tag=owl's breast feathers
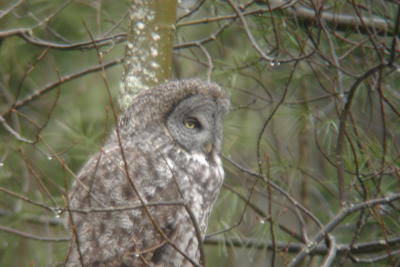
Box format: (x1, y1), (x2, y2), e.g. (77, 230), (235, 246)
(66, 141), (224, 266)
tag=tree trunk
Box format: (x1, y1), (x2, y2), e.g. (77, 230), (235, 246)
(119, 0), (177, 109)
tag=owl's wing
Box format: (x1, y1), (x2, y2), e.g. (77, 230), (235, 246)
(65, 143), (194, 266)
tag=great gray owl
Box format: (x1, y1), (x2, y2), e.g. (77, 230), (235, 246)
(65, 79), (230, 266)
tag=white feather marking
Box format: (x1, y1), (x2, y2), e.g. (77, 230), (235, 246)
(190, 152), (208, 166)
(214, 154), (225, 179)
(119, 214), (134, 230)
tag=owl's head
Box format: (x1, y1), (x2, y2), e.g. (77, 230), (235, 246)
(166, 89), (228, 156)
(118, 79), (230, 156)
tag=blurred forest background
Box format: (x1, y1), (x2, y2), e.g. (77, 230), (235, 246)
(0, 0), (400, 266)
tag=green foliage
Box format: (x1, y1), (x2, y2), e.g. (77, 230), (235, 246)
(0, 0), (399, 266)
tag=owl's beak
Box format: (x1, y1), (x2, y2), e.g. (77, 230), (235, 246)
(204, 142), (213, 154)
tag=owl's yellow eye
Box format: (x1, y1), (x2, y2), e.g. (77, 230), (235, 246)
(184, 121), (195, 129)
(183, 118), (200, 129)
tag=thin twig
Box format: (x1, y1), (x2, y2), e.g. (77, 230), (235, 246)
(0, 116), (34, 143)
(0, 224), (69, 242)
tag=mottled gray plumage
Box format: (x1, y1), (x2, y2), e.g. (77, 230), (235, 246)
(65, 80), (230, 266)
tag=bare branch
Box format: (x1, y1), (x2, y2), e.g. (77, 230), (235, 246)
(289, 193), (400, 266)
(1, 58), (123, 117)
(204, 235), (400, 256)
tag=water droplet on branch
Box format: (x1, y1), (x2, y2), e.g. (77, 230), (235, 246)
(52, 207), (63, 218)
(270, 60), (280, 67)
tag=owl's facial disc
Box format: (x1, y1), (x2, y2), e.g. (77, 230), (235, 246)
(166, 95), (223, 156)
